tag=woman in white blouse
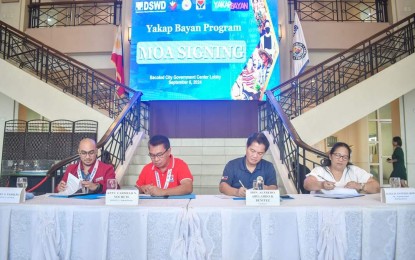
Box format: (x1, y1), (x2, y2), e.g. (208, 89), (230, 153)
(304, 142), (380, 194)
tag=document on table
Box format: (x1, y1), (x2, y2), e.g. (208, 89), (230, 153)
(215, 195), (236, 199)
(315, 187), (363, 199)
(58, 174), (82, 196)
(139, 194), (196, 199)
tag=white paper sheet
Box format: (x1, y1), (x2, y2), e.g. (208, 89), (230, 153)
(58, 174), (82, 196)
(320, 188), (359, 195)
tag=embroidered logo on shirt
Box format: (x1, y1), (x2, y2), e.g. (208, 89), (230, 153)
(221, 176), (228, 181)
(95, 177), (103, 182)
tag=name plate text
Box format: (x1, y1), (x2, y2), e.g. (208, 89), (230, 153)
(0, 187), (25, 203)
(246, 190), (280, 206)
(381, 188), (415, 204)
(105, 189), (139, 206)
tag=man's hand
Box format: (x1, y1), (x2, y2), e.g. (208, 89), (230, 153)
(236, 187), (247, 197)
(140, 184), (153, 194)
(81, 181), (100, 191)
(57, 181), (66, 192)
(146, 185), (167, 196)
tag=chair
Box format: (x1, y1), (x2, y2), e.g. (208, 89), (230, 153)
(292, 162), (311, 194)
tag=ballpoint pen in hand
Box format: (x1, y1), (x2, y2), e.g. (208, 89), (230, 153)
(239, 180), (246, 189)
(317, 175), (332, 182)
(318, 175), (335, 189)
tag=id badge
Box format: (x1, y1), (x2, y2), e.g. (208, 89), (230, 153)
(168, 174), (174, 182)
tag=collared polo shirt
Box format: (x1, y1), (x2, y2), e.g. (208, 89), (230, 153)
(220, 156), (277, 189)
(136, 155), (193, 189)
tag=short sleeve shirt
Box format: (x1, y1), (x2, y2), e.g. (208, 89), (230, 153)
(136, 155), (193, 189)
(220, 156), (277, 189)
(307, 165), (373, 188)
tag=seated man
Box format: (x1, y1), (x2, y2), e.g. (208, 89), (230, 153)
(136, 135), (193, 196)
(56, 138), (116, 194)
(219, 132), (278, 197)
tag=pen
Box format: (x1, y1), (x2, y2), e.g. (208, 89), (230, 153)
(317, 175), (332, 182)
(238, 180), (246, 189)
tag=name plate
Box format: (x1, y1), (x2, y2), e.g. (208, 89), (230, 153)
(0, 187), (25, 203)
(246, 190), (280, 206)
(105, 189), (139, 206)
(381, 188), (415, 204)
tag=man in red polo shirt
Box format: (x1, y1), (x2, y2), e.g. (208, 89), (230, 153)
(56, 138), (116, 194)
(136, 135), (193, 196)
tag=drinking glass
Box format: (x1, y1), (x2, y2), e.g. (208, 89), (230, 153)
(390, 177), (401, 188)
(16, 177), (28, 190)
(107, 179), (118, 190)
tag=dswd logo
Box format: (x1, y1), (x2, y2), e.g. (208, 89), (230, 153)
(136, 0), (167, 13)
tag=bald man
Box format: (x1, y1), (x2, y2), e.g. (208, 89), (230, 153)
(56, 138), (116, 194)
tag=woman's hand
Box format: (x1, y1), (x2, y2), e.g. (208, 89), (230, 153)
(322, 181), (336, 190)
(345, 181), (362, 191)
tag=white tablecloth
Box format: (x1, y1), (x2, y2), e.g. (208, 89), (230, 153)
(0, 195), (189, 260)
(1, 194), (415, 260)
(187, 195), (415, 260)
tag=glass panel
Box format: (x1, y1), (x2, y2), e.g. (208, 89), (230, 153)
(368, 121), (378, 141)
(381, 122), (392, 156)
(379, 103), (391, 119)
(383, 157), (393, 183)
(370, 165), (379, 182)
(369, 143), (379, 163)
(368, 111), (377, 120)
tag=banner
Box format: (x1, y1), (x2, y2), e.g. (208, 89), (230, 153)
(130, 0), (280, 101)
(111, 26), (126, 96)
(292, 11), (309, 76)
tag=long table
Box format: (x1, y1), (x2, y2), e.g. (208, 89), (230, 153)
(188, 195), (415, 260)
(1, 194), (414, 260)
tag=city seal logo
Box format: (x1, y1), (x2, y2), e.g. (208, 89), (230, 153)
(293, 42), (307, 60)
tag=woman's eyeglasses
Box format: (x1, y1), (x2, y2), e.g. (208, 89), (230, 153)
(332, 153), (349, 161)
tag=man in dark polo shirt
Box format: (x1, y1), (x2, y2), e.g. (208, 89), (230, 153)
(219, 132), (278, 197)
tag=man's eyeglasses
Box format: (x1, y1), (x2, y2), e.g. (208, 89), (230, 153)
(332, 153), (349, 161)
(79, 150), (96, 157)
(148, 149), (168, 160)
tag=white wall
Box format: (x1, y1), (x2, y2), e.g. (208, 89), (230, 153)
(0, 93), (16, 173)
(0, 59), (113, 139)
(0, 1), (23, 29)
(292, 54), (415, 146)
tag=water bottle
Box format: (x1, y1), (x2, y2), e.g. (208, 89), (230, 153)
(256, 176), (264, 190)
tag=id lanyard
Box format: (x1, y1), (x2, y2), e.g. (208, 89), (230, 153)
(154, 169), (172, 190)
(77, 160), (99, 181)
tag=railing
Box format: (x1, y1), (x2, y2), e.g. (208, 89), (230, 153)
(272, 13), (415, 120)
(260, 91), (327, 193)
(33, 92), (148, 192)
(28, 0), (122, 28)
(261, 13), (415, 193)
(0, 20), (133, 119)
(0, 20), (149, 191)
(288, 0), (388, 23)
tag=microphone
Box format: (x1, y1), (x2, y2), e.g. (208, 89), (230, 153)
(256, 176), (264, 190)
